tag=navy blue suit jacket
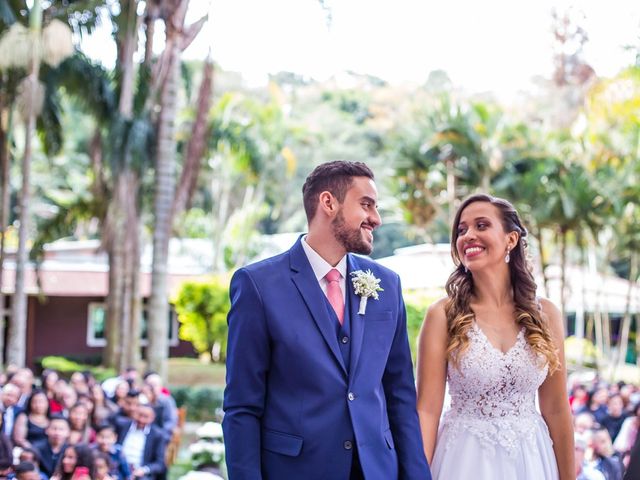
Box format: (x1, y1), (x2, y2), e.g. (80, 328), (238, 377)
(115, 419), (167, 479)
(223, 238), (431, 480)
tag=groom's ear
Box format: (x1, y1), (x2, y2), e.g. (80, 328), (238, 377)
(318, 191), (338, 217)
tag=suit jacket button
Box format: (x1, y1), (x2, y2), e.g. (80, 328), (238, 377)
(348, 392), (355, 401)
(344, 440), (353, 450)
(341, 336), (349, 344)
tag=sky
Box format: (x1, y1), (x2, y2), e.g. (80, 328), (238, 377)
(82, 0), (640, 98)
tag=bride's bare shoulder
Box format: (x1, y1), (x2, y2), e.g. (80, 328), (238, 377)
(423, 296), (448, 328)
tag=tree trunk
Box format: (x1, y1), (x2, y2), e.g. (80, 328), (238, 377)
(171, 57), (214, 220)
(104, 0), (141, 369)
(559, 228), (568, 334)
(147, 43), (180, 379)
(8, 2), (42, 367)
(117, 0), (139, 118)
(146, 0), (185, 380)
(531, 224), (549, 297)
(0, 106), (12, 369)
(612, 252), (637, 381)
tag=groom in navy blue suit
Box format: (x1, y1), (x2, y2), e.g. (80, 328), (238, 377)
(223, 161), (431, 479)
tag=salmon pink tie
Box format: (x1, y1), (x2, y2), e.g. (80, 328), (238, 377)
(325, 269), (344, 325)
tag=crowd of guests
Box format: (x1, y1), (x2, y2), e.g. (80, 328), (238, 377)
(570, 374), (640, 480)
(0, 365), (178, 480)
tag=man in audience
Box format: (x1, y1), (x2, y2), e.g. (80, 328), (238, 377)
(116, 404), (167, 479)
(11, 461), (46, 480)
(143, 373), (177, 440)
(109, 389), (140, 426)
(32, 414), (70, 477)
(9, 369), (34, 409)
(1, 383), (22, 439)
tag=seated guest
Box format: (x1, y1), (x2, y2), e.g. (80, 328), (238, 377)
(591, 428), (624, 480)
(109, 390), (139, 426)
(10, 461), (46, 480)
(625, 423), (640, 480)
(93, 451), (116, 480)
(1, 383), (23, 439)
(116, 404), (167, 479)
(0, 459), (12, 479)
(601, 394), (628, 443)
(40, 370), (59, 405)
(614, 402), (640, 462)
(90, 385), (118, 428)
(13, 389), (50, 449)
(50, 444), (94, 480)
(143, 374), (177, 440)
(68, 403), (95, 445)
(15, 450), (47, 480)
(574, 412), (597, 435)
(93, 424), (130, 480)
(32, 414), (70, 477)
(9, 368), (34, 410)
(0, 413), (14, 467)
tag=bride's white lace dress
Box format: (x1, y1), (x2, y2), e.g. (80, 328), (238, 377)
(431, 322), (559, 479)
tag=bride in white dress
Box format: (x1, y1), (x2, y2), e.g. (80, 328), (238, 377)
(416, 194), (574, 480)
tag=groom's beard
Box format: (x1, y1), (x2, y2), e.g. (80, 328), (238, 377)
(332, 210), (373, 255)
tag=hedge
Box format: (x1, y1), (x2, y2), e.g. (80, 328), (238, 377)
(171, 386), (224, 422)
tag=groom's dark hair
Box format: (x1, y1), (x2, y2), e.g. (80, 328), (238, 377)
(302, 161), (374, 222)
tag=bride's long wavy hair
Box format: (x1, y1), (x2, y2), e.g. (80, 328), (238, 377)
(444, 194), (559, 373)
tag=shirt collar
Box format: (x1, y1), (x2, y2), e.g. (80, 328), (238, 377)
(301, 236), (347, 282)
(129, 422), (151, 435)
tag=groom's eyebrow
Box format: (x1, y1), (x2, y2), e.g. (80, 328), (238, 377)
(361, 195), (378, 207)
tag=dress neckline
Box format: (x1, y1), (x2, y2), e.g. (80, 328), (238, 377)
(472, 321), (525, 356)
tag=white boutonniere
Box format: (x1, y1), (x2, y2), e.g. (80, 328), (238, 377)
(350, 269), (383, 315)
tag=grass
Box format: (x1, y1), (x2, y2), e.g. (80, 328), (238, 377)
(167, 357), (226, 387)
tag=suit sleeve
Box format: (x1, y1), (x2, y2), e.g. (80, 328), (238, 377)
(144, 430), (167, 475)
(382, 275), (432, 480)
(222, 268), (270, 480)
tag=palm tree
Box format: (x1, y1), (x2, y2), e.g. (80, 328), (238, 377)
(147, 0), (208, 378)
(0, 0), (77, 366)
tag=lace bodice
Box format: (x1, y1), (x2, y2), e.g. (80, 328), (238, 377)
(440, 322), (551, 456)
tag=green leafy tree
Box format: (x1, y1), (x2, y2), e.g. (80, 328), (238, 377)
(173, 277), (230, 362)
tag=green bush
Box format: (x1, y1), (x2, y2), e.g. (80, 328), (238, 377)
(171, 386), (224, 422)
(173, 276), (231, 361)
(404, 292), (440, 362)
(39, 356), (117, 382)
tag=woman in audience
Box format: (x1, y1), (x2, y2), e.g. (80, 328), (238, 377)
(614, 402), (640, 468)
(40, 370), (59, 404)
(93, 451), (116, 480)
(50, 444), (94, 480)
(13, 389), (50, 448)
(90, 384), (117, 428)
(67, 403), (95, 445)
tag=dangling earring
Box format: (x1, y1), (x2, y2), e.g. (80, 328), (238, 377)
(504, 249), (511, 264)
(464, 265), (468, 273)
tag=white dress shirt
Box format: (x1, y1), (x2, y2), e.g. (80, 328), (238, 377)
(301, 236), (347, 303)
(122, 423), (150, 469)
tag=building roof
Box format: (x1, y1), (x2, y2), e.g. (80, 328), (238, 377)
(377, 243), (640, 314)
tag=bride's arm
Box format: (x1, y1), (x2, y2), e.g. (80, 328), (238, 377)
(537, 298), (575, 480)
(416, 298), (449, 464)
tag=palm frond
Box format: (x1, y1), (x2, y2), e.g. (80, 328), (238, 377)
(180, 60), (192, 102)
(133, 63), (151, 117)
(36, 85), (63, 156)
(48, 52), (116, 123)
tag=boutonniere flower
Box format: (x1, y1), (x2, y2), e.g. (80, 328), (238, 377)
(350, 269), (383, 315)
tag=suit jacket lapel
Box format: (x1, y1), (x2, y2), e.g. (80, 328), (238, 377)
(290, 239), (347, 376)
(347, 254), (365, 377)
